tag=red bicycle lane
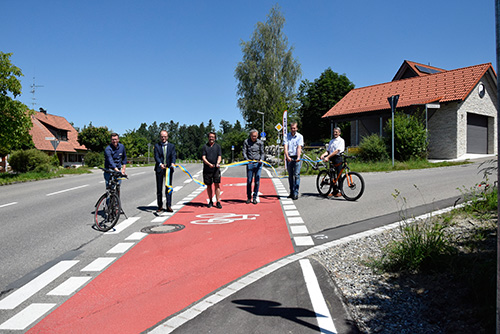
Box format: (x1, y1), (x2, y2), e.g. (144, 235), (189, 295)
(29, 177), (294, 333)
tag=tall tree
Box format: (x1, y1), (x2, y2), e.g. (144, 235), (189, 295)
(0, 52), (34, 156)
(298, 68), (354, 143)
(78, 122), (111, 152)
(235, 4), (301, 137)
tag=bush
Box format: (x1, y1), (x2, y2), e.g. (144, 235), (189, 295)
(358, 134), (388, 161)
(384, 112), (428, 161)
(9, 149), (52, 173)
(34, 163), (54, 173)
(84, 151), (104, 167)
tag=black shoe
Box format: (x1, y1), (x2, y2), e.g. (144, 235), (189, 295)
(166, 206), (173, 212)
(246, 198), (251, 204)
(287, 194), (293, 198)
(216, 202), (222, 209)
(208, 201), (213, 208)
(293, 195), (298, 200)
(252, 198), (258, 204)
(156, 207), (163, 212)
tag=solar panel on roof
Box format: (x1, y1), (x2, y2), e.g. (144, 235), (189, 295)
(415, 64), (441, 74)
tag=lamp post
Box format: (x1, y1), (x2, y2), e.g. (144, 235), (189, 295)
(256, 111), (264, 135)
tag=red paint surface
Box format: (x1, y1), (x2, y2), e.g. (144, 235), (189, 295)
(29, 177), (293, 333)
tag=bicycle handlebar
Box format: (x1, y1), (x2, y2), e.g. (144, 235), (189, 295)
(100, 168), (128, 178)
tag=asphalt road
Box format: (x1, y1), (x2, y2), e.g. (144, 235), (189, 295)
(0, 158), (495, 332)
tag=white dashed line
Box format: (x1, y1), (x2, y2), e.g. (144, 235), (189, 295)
(0, 260), (78, 310)
(46, 185), (89, 196)
(0, 303), (56, 330)
(47, 276), (92, 296)
(81, 257), (116, 272)
(0, 202), (17, 208)
(107, 242), (135, 254)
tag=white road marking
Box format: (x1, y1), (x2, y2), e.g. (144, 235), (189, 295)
(46, 184), (89, 196)
(0, 202), (17, 208)
(107, 242), (135, 254)
(0, 303), (56, 330)
(294, 236), (315, 246)
(299, 259), (337, 334)
(47, 276), (92, 296)
(290, 225), (309, 234)
(0, 260), (78, 310)
(283, 204), (296, 210)
(126, 232), (148, 241)
(81, 257), (116, 272)
(105, 217), (141, 234)
(287, 217), (304, 225)
(285, 210), (300, 217)
(130, 172), (146, 176)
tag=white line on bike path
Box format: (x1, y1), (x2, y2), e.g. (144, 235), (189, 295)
(300, 259), (337, 333)
(46, 184), (89, 196)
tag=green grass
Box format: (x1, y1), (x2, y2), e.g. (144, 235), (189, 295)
(0, 167), (92, 186)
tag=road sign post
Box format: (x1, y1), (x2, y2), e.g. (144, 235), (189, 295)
(388, 95), (399, 167)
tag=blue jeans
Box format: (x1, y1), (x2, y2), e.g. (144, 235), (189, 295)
(246, 162), (262, 199)
(287, 159), (301, 197)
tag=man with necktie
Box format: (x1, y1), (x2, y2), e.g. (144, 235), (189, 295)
(154, 130), (177, 212)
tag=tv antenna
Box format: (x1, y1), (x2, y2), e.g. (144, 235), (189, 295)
(30, 77), (44, 109)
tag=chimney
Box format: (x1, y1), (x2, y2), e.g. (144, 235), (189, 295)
(39, 107), (47, 114)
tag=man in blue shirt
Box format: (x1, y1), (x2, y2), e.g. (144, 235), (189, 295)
(284, 122), (303, 200)
(104, 133), (127, 190)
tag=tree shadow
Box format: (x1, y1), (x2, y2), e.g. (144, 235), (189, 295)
(232, 299), (336, 334)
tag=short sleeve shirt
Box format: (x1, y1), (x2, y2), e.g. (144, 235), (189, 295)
(327, 136), (345, 156)
(284, 132), (304, 156)
(202, 142), (222, 170)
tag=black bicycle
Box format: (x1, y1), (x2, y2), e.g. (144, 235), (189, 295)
(316, 154), (365, 201)
(94, 168), (127, 232)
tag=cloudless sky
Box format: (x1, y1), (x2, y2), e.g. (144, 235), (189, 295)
(2, 0), (496, 135)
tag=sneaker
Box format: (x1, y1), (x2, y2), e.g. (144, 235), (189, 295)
(216, 202), (222, 209)
(292, 195), (299, 200)
(207, 201), (213, 208)
(252, 198), (258, 204)
(246, 198), (251, 204)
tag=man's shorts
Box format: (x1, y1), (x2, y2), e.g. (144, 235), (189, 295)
(203, 167), (221, 185)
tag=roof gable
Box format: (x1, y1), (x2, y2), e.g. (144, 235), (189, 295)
(323, 63), (495, 119)
(392, 60), (446, 81)
(29, 111), (87, 152)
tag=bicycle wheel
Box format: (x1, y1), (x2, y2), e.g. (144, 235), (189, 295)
(94, 193), (121, 232)
(316, 170), (333, 196)
(301, 161), (310, 174)
(339, 171), (365, 201)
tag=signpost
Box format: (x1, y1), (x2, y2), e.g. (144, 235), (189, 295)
(387, 95), (399, 167)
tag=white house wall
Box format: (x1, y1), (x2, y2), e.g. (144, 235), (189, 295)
(458, 77), (497, 156)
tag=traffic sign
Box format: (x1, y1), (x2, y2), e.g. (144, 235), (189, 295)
(260, 132), (266, 137)
(275, 123), (282, 131)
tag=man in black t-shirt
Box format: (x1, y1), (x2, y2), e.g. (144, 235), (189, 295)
(202, 132), (222, 208)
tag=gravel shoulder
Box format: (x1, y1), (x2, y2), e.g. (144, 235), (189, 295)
(313, 213), (497, 333)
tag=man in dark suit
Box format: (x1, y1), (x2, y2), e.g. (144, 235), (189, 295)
(154, 130), (177, 212)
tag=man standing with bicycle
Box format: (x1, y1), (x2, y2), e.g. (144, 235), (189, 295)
(154, 130), (177, 213)
(284, 122), (303, 200)
(321, 127), (345, 197)
(104, 133), (127, 191)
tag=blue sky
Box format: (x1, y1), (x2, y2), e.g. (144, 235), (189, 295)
(2, 0), (496, 135)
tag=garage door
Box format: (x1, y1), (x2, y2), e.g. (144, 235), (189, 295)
(467, 113), (488, 154)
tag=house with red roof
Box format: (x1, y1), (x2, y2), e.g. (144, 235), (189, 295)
(322, 61), (497, 159)
(29, 108), (87, 167)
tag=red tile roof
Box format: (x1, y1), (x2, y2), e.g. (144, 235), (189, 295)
(29, 111), (87, 153)
(323, 63), (495, 118)
(392, 60), (446, 81)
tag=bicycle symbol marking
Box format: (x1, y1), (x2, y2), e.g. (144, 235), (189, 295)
(190, 213), (260, 225)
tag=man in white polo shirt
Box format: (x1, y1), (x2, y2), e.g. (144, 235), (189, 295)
(284, 122), (304, 200)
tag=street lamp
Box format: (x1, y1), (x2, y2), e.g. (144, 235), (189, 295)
(256, 111), (264, 136)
